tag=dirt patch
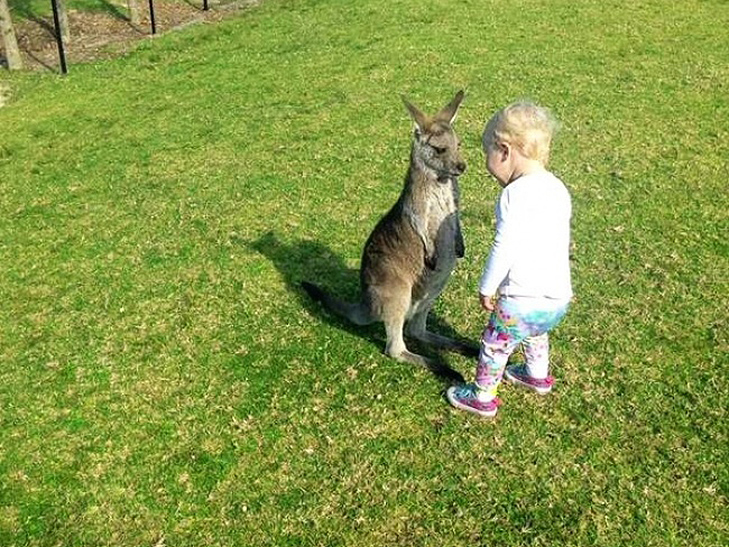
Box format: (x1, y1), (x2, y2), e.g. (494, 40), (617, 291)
(1, 0), (259, 72)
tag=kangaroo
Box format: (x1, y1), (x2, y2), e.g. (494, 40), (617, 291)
(302, 90), (475, 368)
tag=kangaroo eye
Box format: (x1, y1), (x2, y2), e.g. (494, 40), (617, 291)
(432, 145), (446, 154)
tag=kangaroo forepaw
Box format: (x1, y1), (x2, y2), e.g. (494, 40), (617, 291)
(425, 253), (438, 270)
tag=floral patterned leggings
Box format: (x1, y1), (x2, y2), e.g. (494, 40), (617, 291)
(476, 296), (569, 398)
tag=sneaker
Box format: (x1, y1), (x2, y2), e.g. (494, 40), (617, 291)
(504, 364), (554, 395)
(446, 384), (501, 417)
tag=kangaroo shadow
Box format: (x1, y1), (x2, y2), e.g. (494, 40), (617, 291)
(247, 231), (474, 385)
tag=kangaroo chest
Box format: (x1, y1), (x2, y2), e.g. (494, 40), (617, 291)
(425, 179), (459, 256)
(408, 185), (459, 318)
(409, 177), (460, 313)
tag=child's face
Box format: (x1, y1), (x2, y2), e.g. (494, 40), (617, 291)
(483, 139), (511, 188)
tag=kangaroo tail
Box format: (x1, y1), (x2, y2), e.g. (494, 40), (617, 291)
(301, 281), (374, 326)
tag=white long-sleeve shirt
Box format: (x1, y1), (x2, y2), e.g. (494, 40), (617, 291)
(479, 171), (572, 300)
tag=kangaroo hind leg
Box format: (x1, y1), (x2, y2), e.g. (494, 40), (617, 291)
(401, 307), (468, 383)
(407, 308), (479, 358)
(377, 286), (432, 367)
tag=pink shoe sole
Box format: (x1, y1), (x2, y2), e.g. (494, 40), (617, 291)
(504, 365), (554, 395)
(446, 385), (501, 417)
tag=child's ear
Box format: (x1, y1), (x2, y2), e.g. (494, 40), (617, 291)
(500, 142), (511, 160)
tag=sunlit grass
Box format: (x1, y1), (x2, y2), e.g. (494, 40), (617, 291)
(1, 0), (728, 545)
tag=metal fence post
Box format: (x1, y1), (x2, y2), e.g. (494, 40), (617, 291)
(148, 0), (156, 34)
(50, 0), (67, 74)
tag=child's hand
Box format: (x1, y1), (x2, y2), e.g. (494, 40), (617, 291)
(480, 294), (496, 312)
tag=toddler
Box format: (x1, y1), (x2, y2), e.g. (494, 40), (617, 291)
(447, 101), (572, 417)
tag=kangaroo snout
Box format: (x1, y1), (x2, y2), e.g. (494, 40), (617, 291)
(443, 158), (466, 179)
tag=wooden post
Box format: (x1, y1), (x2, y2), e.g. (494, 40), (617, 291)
(0, 0), (23, 69)
(128, 0), (141, 26)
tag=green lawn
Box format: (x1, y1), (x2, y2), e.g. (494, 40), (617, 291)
(1, 0), (727, 545)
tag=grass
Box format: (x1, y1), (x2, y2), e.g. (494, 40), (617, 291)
(1, 0), (728, 545)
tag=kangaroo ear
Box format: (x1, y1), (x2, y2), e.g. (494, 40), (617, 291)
(402, 96), (429, 135)
(437, 90), (465, 125)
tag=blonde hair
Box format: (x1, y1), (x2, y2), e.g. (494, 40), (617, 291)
(482, 101), (558, 165)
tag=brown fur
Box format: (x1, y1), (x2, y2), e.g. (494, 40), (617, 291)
(302, 91), (475, 369)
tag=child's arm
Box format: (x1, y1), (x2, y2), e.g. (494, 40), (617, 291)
(478, 189), (521, 300)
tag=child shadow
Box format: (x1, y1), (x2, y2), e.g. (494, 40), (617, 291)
(246, 231), (471, 385)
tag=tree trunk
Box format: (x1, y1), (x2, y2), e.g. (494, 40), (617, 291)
(0, 0), (22, 70)
(55, 0), (71, 44)
(128, 0), (141, 26)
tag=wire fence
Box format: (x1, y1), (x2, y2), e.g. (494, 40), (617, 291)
(2, 0), (257, 74)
